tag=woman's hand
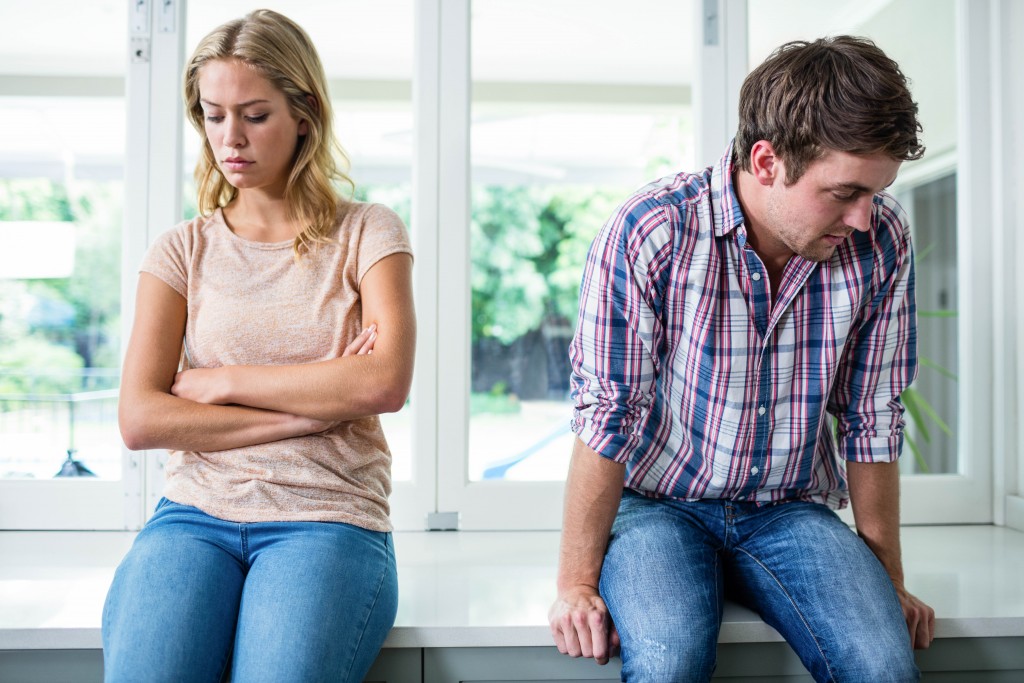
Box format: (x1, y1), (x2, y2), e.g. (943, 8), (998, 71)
(344, 323), (377, 356)
(172, 325), (376, 406)
(171, 367), (230, 405)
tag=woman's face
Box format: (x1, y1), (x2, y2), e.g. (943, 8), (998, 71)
(197, 58), (307, 196)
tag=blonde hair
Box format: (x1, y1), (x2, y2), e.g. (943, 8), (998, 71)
(183, 9), (352, 256)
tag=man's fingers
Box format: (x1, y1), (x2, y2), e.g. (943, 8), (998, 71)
(562, 618), (583, 657)
(548, 591), (616, 663)
(915, 606), (935, 649)
(588, 610), (610, 664)
(904, 601), (935, 649)
(551, 624), (568, 655)
(572, 611), (595, 658)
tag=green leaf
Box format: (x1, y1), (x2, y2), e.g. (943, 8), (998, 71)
(915, 242), (937, 263)
(901, 387), (931, 444)
(914, 390), (954, 438)
(919, 356), (958, 381)
(904, 432), (930, 473)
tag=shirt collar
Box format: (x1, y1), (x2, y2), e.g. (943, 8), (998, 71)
(711, 140), (747, 239)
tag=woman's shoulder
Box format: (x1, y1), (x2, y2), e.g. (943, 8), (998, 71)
(335, 200), (407, 232)
(153, 209), (224, 246)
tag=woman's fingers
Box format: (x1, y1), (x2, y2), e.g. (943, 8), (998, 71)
(342, 324), (377, 356)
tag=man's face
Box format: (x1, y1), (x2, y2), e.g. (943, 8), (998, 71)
(761, 150), (902, 263)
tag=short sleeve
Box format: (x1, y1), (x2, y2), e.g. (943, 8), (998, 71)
(139, 223), (190, 298)
(355, 204), (414, 285)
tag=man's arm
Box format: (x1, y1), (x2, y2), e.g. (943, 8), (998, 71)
(846, 460), (935, 649)
(548, 438), (626, 666)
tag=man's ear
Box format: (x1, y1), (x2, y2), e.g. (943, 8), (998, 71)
(750, 140), (781, 186)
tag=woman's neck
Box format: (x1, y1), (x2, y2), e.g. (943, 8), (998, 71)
(222, 190), (299, 243)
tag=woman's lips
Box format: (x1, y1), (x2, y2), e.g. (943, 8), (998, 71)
(223, 158), (253, 171)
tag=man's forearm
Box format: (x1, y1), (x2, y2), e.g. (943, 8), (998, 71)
(846, 460), (904, 583)
(557, 438), (627, 591)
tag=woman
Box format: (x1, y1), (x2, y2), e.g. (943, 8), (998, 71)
(102, 9), (414, 682)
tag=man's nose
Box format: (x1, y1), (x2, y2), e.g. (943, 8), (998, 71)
(844, 195), (874, 233)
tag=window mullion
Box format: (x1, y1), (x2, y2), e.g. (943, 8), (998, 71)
(434, 0), (472, 525)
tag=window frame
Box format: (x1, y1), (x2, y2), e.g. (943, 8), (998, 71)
(0, 0), (1009, 531)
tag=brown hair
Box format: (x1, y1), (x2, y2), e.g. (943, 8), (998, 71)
(184, 9), (352, 257)
(734, 35), (924, 184)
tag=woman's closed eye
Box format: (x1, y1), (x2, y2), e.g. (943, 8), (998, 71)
(204, 114), (269, 124)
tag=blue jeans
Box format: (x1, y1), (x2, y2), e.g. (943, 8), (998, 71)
(600, 490), (918, 683)
(102, 499), (398, 683)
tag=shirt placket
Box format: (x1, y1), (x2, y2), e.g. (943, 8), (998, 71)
(741, 238), (771, 495)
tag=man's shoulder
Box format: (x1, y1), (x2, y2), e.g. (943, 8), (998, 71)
(612, 167), (714, 233)
(632, 167), (713, 209)
(864, 190), (912, 261)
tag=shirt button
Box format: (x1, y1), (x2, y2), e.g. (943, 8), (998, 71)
(758, 406), (766, 416)
(751, 272), (762, 281)
(751, 466), (760, 475)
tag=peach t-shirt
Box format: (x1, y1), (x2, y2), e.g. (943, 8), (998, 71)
(140, 201), (412, 531)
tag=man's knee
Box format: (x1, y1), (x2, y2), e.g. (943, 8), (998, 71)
(826, 640), (919, 683)
(618, 632), (717, 683)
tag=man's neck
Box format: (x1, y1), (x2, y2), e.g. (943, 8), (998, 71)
(733, 169), (792, 295)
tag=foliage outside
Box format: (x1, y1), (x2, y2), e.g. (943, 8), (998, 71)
(0, 179), (122, 399)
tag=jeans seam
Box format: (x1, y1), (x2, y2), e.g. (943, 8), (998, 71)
(735, 546), (836, 682)
(239, 524), (249, 566)
(339, 533), (391, 683)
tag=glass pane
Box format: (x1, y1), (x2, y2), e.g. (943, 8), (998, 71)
(0, 0), (126, 481)
(468, 0), (697, 481)
(747, 0), (959, 474)
(183, 2), (415, 479)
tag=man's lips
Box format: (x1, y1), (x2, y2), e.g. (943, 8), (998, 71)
(822, 233), (851, 246)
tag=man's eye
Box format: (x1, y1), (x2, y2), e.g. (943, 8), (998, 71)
(833, 193), (857, 201)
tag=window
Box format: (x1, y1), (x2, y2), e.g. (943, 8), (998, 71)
(436, 0), (700, 528)
(0, 0), (129, 529)
(1, 0), (999, 530)
(466, 1), (696, 484)
(746, 0), (992, 523)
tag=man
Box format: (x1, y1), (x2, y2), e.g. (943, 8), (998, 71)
(549, 36), (935, 683)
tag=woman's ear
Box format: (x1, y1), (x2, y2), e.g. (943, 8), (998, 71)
(297, 94), (318, 136)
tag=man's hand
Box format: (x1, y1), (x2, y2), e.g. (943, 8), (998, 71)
(893, 582), (935, 649)
(549, 585), (619, 665)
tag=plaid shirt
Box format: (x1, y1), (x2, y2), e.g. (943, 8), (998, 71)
(570, 145), (917, 508)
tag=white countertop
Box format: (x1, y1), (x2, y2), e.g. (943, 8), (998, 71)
(1, 525), (1023, 650)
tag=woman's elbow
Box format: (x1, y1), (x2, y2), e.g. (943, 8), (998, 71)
(367, 369), (412, 414)
(118, 401), (161, 451)
(119, 421), (149, 451)
(365, 380), (409, 414)
(379, 389), (410, 414)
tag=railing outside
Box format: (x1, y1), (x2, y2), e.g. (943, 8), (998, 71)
(0, 369), (121, 480)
